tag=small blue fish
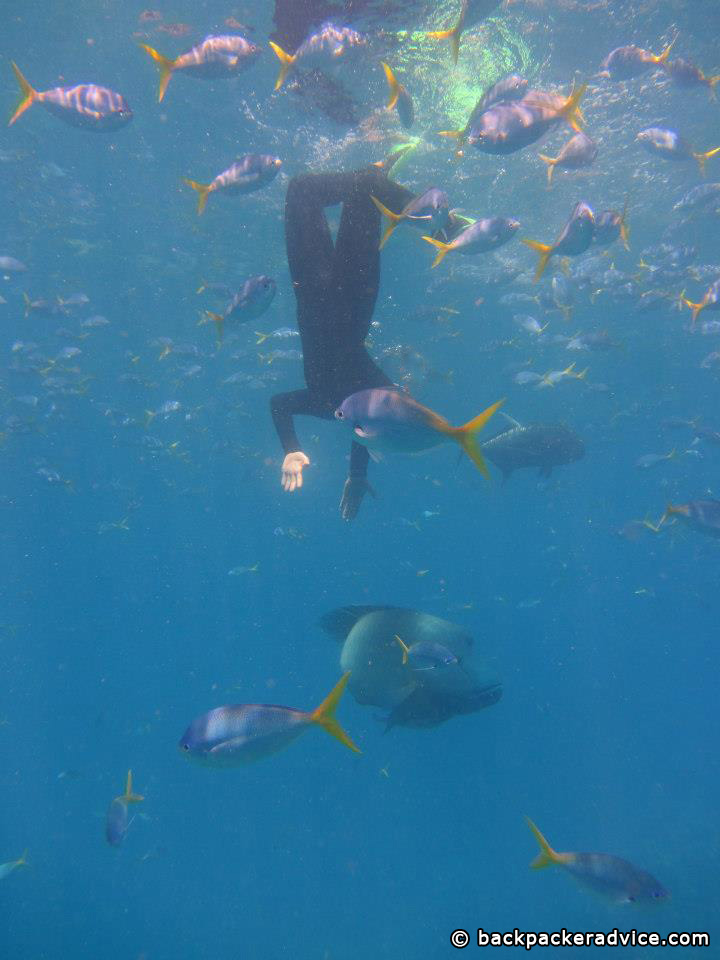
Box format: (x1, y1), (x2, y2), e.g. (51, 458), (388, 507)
(682, 279), (720, 330)
(381, 62), (414, 129)
(105, 770), (144, 848)
(0, 850), (27, 881)
(527, 818), (669, 906)
(523, 202), (595, 281)
(593, 202), (629, 250)
(9, 63), (132, 130)
(538, 132), (598, 186)
(423, 217), (520, 267)
(141, 35), (260, 102)
(184, 155), (282, 215)
(636, 128), (720, 175)
(334, 388), (503, 477)
(665, 58), (720, 97)
(179, 673), (359, 765)
(394, 635), (459, 671)
(371, 189), (450, 249)
(204, 276), (276, 340)
(599, 41), (674, 80)
(439, 74), (528, 157)
(466, 85), (586, 155)
(269, 23), (366, 90)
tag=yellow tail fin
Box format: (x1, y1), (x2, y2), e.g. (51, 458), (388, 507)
(119, 769), (144, 805)
(682, 295), (705, 330)
(140, 44), (175, 102)
(693, 146), (720, 176)
(708, 75), (720, 100)
(538, 153), (557, 186)
(446, 399), (504, 479)
(559, 82), (587, 133)
(394, 634), (410, 665)
(310, 673), (361, 753)
(15, 849), (28, 869)
(255, 331), (270, 345)
(619, 196), (630, 250)
(523, 238), (554, 282)
(206, 311), (224, 341)
(422, 235), (453, 268)
(184, 178), (211, 215)
(654, 38), (676, 65)
(371, 195), (405, 249)
(438, 129), (463, 139)
(427, 17), (462, 65)
(268, 41), (296, 90)
(526, 817), (563, 869)
(381, 62), (401, 110)
(9, 62), (37, 126)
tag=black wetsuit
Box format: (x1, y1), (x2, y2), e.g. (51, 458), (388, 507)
(271, 167), (413, 484)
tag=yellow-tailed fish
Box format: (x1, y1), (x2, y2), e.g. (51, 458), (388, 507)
(526, 818), (669, 905)
(8, 63), (132, 130)
(140, 34), (260, 102)
(179, 672), (360, 765)
(334, 388), (503, 478)
(105, 770), (144, 847)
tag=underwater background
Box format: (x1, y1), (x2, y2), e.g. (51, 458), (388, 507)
(1, 0), (718, 956)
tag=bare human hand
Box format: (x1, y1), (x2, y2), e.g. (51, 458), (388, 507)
(281, 451), (310, 492)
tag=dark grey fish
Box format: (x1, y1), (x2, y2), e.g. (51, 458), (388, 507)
(482, 416), (585, 480)
(382, 681), (502, 730)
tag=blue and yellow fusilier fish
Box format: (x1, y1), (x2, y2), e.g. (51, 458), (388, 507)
(636, 127), (720, 175)
(466, 84), (587, 155)
(538, 131), (598, 186)
(526, 818), (669, 905)
(370, 189), (450, 249)
(439, 73), (528, 157)
(105, 770), (144, 848)
(665, 58), (720, 98)
(427, 0), (502, 65)
(598, 40), (675, 80)
(140, 35), (260, 102)
(179, 673), (360, 765)
(380, 62), (414, 129)
(184, 154), (282, 215)
(681, 279), (720, 330)
(394, 635), (459, 672)
(423, 217), (520, 267)
(269, 22), (366, 91)
(593, 200), (630, 250)
(334, 389), (503, 478)
(204, 275), (277, 340)
(8, 63), (132, 130)
(0, 850), (27, 881)
(523, 201), (595, 281)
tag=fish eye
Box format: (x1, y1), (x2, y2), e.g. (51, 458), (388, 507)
(182, 743), (189, 751)
(627, 896), (636, 903)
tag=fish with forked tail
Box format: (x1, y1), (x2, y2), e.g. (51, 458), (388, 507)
(335, 388), (503, 478)
(482, 416), (585, 481)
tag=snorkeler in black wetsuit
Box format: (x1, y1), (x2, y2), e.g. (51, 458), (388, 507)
(271, 165), (415, 520)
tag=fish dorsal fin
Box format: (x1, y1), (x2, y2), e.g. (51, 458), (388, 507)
(501, 412), (523, 429)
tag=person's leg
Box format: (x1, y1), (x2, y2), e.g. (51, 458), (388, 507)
(332, 170), (414, 332)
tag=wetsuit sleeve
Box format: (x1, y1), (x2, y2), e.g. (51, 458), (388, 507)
(270, 389), (330, 454)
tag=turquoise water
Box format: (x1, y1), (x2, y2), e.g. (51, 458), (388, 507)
(1, 1), (719, 956)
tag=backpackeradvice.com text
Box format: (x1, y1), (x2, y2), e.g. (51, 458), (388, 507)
(449, 928), (710, 949)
